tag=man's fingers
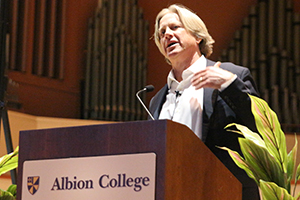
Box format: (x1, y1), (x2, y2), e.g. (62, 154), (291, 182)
(214, 61), (221, 68)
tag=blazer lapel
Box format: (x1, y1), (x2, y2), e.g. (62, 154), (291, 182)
(203, 59), (217, 120)
(152, 59), (219, 142)
(203, 88), (215, 120)
(202, 59), (218, 141)
(152, 84), (168, 120)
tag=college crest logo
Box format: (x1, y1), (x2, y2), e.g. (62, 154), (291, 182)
(27, 176), (40, 195)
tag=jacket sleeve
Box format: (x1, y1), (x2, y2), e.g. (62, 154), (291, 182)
(219, 64), (259, 132)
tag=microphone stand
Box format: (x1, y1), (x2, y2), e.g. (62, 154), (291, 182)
(136, 85), (155, 120)
(0, 0), (17, 184)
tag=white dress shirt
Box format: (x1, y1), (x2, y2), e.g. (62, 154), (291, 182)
(159, 56), (237, 140)
(159, 55), (206, 139)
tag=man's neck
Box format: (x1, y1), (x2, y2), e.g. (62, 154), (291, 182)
(171, 52), (202, 82)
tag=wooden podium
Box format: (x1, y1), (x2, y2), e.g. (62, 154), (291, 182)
(17, 120), (241, 200)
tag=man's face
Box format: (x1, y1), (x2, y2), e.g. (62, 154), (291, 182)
(158, 12), (201, 63)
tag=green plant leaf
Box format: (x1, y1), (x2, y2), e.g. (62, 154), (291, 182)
(260, 180), (294, 200)
(224, 123), (286, 188)
(295, 164), (300, 187)
(0, 196), (16, 200)
(0, 189), (15, 200)
(0, 156), (18, 176)
(295, 190), (300, 200)
(292, 164), (300, 199)
(6, 185), (16, 198)
(249, 94), (287, 172)
(223, 95), (297, 197)
(226, 123), (266, 148)
(287, 135), (298, 194)
(239, 138), (286, 188)
(219, 146), (257, 183)
(0, 147), (19, 176)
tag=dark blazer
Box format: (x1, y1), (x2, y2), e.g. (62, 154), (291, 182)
(149, 59), (260, 200)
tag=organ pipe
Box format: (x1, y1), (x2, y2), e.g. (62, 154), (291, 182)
(219, 0), (300, 131)
(84, 0), (149, 121)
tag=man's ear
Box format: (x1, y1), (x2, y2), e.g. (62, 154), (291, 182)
(196, 37), (202, 44)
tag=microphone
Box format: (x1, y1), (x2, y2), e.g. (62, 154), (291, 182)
(175, 90), (182, 98)
(136, 85), (155, 120)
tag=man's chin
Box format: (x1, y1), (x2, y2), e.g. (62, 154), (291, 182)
(166, 49), (181, 56)
(166, 51), (180, 61)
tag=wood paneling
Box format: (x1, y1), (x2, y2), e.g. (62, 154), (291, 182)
(7, 0), (98, 118)
(6, 0), (300, 119)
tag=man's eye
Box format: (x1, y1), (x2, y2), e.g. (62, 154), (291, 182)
(160, 30), (165, 36)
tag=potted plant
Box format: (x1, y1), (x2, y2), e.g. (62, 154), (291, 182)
(221, 94), (300, 199)
(0, 147), (18, 200)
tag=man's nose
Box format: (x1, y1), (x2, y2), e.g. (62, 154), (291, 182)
(164, 27), (173, 38)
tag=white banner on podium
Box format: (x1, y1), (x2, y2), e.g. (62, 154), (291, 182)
(22, 153), (156, 200)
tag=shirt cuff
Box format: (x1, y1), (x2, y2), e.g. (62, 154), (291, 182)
(219, 74), (237, 91)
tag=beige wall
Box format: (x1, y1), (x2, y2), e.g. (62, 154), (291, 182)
(0, 110), (114, 189)
(0, 110), (113, 156)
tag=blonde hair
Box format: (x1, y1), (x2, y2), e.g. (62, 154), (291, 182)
(154, 4), (215, 60)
